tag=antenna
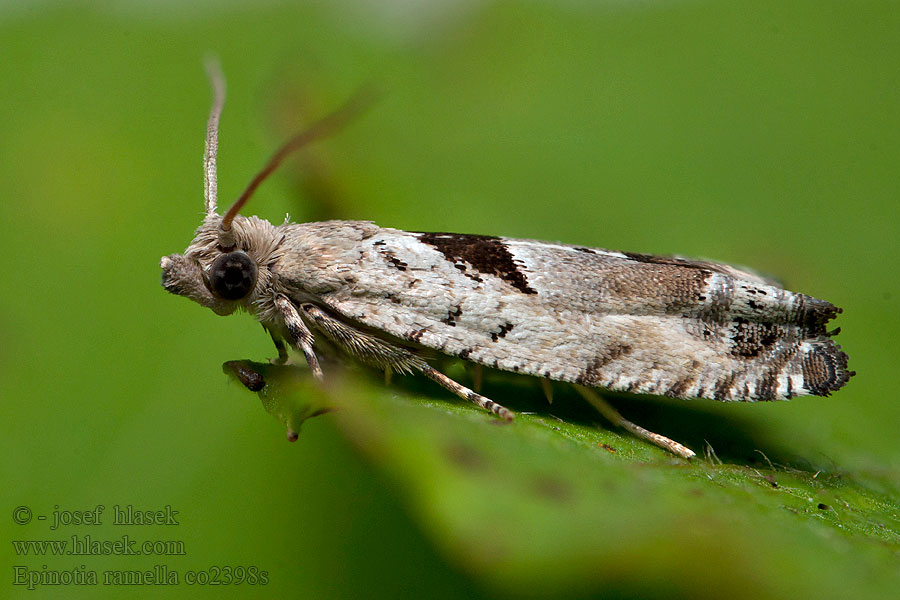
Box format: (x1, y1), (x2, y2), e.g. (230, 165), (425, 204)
(217, 84), (378, 248)
(203, 57), (226, 215)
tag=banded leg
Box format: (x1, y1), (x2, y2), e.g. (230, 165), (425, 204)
(298, 304), (513, 421)
(575, 385), (695, 459)
(274, 295), (324, 382)
(299, 304), (425, 374)
(265, 325), (289, 364)
(421, 365), (514, 422)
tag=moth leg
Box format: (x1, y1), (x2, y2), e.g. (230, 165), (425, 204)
(471, 364), (483, 393)
(299, 304), (426, 375)
(298, 304), (513, 421)
(274, 295), (324, 382)
(575, 385), (695, 459)
(421, 365), (514, 422)
(265, 326), (289, 364)
(540, 379), (554, 404)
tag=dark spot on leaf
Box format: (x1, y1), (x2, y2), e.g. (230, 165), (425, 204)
(445, 441), (485, 471)
(530, 475), (573, 504)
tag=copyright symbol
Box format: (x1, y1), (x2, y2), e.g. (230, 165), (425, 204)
(13, 506), (32, 525)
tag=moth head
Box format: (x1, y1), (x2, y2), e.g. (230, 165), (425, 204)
(161, 59), (371, 314)
(161, 211), (280, 316)
(160, 252), (258, 315)
(160, 254), (244, 316)
(161, 252), (258, 317)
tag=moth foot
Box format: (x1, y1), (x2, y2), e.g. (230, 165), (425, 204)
(421, 365), (514, 421)
(575, 385), (695, 459)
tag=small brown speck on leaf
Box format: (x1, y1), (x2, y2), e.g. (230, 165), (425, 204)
(445, 441), (485, 471)
(531, 475), (573, 504)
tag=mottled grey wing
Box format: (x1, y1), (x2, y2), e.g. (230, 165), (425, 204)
(316, 229), (852, 402)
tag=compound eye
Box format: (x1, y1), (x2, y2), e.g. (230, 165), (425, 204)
(209, 251), (257, 300)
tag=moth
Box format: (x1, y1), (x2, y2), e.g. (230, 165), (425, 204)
(161, 64), (853, 458)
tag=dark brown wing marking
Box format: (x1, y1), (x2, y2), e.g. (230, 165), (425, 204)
(418, 232), (537, 294)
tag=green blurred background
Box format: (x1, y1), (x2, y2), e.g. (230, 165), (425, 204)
(2, 1), (898, 598)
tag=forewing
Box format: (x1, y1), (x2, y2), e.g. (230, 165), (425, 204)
(312, 229), (851, 402)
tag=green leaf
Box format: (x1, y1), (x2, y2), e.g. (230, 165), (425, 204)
(227, 362), (900, 599)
